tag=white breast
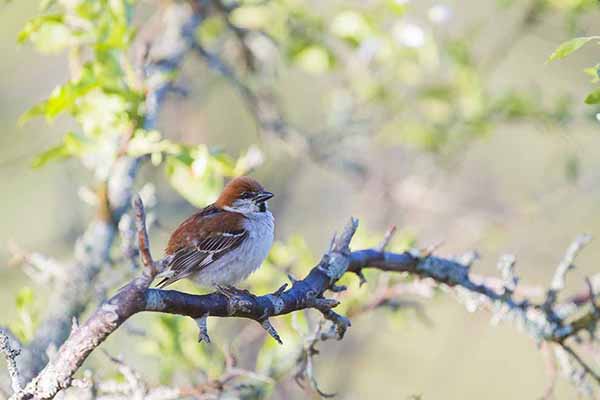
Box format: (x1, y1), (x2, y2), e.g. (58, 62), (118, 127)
(191, 211), (274, 287)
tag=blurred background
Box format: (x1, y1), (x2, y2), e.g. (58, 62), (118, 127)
(2, 0), (600, 398)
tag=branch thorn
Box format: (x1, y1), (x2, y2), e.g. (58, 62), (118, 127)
(287, 273), (299, 285)
(355, 270), (367, 287)
(421, 240), (445, 258)
(274, 283), (288, 296)
(376, 225), (397, 252)
(261, 319), (282, 344)
(585, 276), (600, 316)
(194, 314), (211, 343)
(322, 310), (351, 340)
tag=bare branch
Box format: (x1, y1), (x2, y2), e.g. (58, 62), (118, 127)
(8, 202), (600, 399)
(561, 344), (600, 386)
(0, 330), (22, 393)
(546, 234), (592, 306)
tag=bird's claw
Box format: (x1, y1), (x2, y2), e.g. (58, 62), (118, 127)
(216, 285), (255, 299)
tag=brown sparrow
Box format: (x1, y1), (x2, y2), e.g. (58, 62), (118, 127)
(157, 176), (274, 289)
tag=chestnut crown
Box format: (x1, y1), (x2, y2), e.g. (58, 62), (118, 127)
(215, 176), (273, 213)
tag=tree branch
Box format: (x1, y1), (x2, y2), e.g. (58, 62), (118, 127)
(0, 330), (22, 394)
(7, 195), (600, 399)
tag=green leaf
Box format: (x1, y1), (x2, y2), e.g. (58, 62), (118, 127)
(32, 132), (90, 168)
(20, 64), (98, 124)
(583, 64), (600, 83)
(548, 36), (600, 62)
(386, 0), (408, 15)
(31, 144), (70, 168)
(196, 16), (226, 46)
(294, 45), (334, 74)
(19, 14), (74, 54)
(15, 287), (34, 311)
(18, 14), (64, 44)
(585, 89), (600, 104)
(11, 287), (38, 342)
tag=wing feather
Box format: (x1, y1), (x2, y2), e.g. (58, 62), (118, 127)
(157, 229), (247, 288)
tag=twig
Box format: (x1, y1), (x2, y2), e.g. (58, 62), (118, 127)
(540, 342), (558, 400)
(547, 234), (592, 303)
(376, 225), (397, 252)
(585, 277), (600, 317)
(561, 343), (600, 385)
(133, 195), (154, 275)
(497, 254), (518, 296)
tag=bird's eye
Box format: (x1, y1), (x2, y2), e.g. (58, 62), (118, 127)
(240, 192), (253, 199)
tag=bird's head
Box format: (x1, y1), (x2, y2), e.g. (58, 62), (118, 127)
(216, 176), (273, 214)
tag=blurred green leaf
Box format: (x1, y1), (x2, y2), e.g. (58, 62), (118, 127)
(20, 64), (98, 124)
(18, 14), (64, 44)
(10, 287), (38, 342)
(548, 36), (599, 62)
(32, 132), (90, 168)
(294, 44), (333, 74)
(31, 145), (70, 169)
(330, 10), (372, 46)
(15, 287), (34, 311)
(584, 88), (600, 104)
(386, 0), (408, 15)
(583, 64), (600, 83)
(230, 5), (273, 30)
(197, 16), (226, 46)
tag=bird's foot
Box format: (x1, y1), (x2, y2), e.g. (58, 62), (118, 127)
(216, 285), (256, 299)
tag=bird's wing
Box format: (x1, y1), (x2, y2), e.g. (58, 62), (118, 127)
(158, 210), (248, 288)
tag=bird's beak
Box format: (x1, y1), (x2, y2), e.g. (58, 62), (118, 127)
(254, 191), (274, 203)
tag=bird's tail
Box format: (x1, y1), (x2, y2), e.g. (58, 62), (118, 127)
(155, 270), (176, 288)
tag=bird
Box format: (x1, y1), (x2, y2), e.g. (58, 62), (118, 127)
(156, 176), (274, 290)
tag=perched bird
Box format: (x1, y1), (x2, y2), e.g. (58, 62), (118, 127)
(157, 176), (274, 289)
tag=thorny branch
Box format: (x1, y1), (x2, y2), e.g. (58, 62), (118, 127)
(3, 196), (600, 399)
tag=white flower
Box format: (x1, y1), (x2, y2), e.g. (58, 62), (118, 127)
(392, 22), (425, 48)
